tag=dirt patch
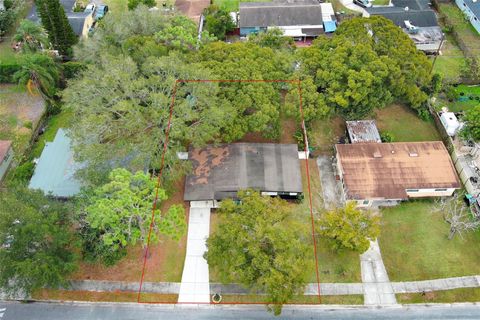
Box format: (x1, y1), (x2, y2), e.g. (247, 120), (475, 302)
(175, 0), (210, 23)
(280, 117), (298, 144)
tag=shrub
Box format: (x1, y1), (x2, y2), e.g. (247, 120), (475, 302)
(23, 120), (32, 129)
(62, 61), (87, 79)
(380, 131), (395, 143)
(0, 63), (21, 82)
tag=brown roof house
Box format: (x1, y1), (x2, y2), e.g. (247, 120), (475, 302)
(184, 143), (303, 203)
(0, 140), (14, 182)
(335, 141), (460, 207)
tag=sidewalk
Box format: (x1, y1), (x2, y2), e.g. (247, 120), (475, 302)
(360, 240), (397, 305)
(58, 275), (480, 296)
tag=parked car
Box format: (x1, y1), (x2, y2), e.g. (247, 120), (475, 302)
(95, 4), (109, 20)
(354, 0), (372, 8)
(84, 3), (96, 14)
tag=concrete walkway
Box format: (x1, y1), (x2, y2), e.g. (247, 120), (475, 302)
(360, 240), (397, 305)
(177, 206), (211, 303)
(55, 275), (480, 296)
(316, 156), (343, 209)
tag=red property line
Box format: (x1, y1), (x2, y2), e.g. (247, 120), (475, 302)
(137, 79), (322, 305)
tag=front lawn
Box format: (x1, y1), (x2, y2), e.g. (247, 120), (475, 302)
(220, 294), (364, 304)
(213, 0), (272, 11)
(371, 0), (390, 5)
(33, 289), (178, 302)
(397, 288), (480, 304)
(379, 201), (480, 281)
(375, 104), (441, 142)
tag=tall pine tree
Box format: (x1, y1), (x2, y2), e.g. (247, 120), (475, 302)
(35, 0), (78, 56)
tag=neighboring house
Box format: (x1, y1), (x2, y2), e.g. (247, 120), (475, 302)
(184, 143), (303, 204)
(28, 0), (94, 38)
(239, 0), (336, 39)
(366, 0), (443, 53)
(455, 0), (480, 34)
(0, 140), (14, 182)
(346, 120), (382, 144)
(335, 141), (460, 207)
(29, 129), (82, 198)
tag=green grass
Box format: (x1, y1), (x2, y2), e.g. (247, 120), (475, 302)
(213, 0), (272, 12)
(313, 240), (362, 283)
(432, 35), (466, 83)
(371, 0), (390, 5)
(375, 104), (441, 142)
(397, 288), (480, 304)
(31, 110), (73, 158)
(379, 201), (480, 281)
(103, 0), (129, 14)
(220, 294), (364, 304)
(308, 117), (345, 156)
(439, 4), (480, 56)
(435, 84), (480, 113)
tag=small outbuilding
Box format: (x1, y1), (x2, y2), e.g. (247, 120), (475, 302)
(29, 129), (81, 198)
(0, 140), (14, 182)
(346, 120), (382, 144)
(184, 143), (303, 202)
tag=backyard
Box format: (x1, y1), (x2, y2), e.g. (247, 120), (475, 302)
(213, 0), (271, 11)
(439, 3), (480, 57)
(379, 200), (480, 281)
(432, 34), (466, 83)
(375, 104), (441, 142)
(0, 84), (45, 157)
(433, 84), (480, 113)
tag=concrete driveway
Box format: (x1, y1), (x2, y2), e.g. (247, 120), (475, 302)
(177, 206), (211, 303)
(317, 156), (343, 209)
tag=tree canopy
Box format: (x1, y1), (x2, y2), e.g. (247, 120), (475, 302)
(13, 19), (49, 53)
(462, 105), (480, 141)
(203, 4), (235, 40)
(35, 0), (77, 55)
(298, 16), (432, 120)
(0, 188), (78, 296)
(77, 168), (187, 265)
(316, 202), (380, 253)
(205, 190), (313, 315)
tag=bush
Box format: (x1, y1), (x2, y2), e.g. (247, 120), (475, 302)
(0, 0), (25, 36)
(23, 120), (32, 129)
(62, 61), (87, 79)
(0, 63), (21, 82)
(46, 101), (62, 115)
(10, 161), (35, 183)
(380, 131), (395, 143)
(445, 85), (459, 101)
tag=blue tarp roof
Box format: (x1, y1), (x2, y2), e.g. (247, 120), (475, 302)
(29, 129), (82, 197)
(324, 21), (337, 33)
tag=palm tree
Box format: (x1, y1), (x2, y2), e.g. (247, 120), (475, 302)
(13, 20), (50, 53)
(13, 53), (59, 99)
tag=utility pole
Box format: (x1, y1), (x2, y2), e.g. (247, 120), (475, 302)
(430, 33), (445, 74)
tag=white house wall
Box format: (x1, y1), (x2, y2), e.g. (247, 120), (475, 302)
(456, 0), (480, 34)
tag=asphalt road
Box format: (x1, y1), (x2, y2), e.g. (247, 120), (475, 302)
(2, 301), (480, 320)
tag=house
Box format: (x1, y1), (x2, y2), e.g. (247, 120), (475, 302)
(29, 129), (82, 198)
(366, 0), (443, 53)
(346, 120), (382, 144)
(239, 0), (336, 39)
(455, 0), (480, 34)
(184, 143), (303, 204)
(28, 0), (94, 38)
(0, 140), (14, 182)
(335, 141), (461, 207)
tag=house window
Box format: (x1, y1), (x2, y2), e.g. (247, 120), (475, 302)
(435, 188), (448, 192)
(475, 17), (478, 21)
(362, 200), (370, 205)
(406, 189), (419, 192)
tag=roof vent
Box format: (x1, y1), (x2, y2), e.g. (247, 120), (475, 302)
(404, 6), (409, 10)
(373, 151), (382, 158)
(409, 152), (418, 157)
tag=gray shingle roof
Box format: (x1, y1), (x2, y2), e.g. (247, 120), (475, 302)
(369, 9), (438, 27)
(184, 143), (303, 201)
(67, 12), (90, 35)
(239, 1), (324, 28)
(391, 0), (431, 10)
